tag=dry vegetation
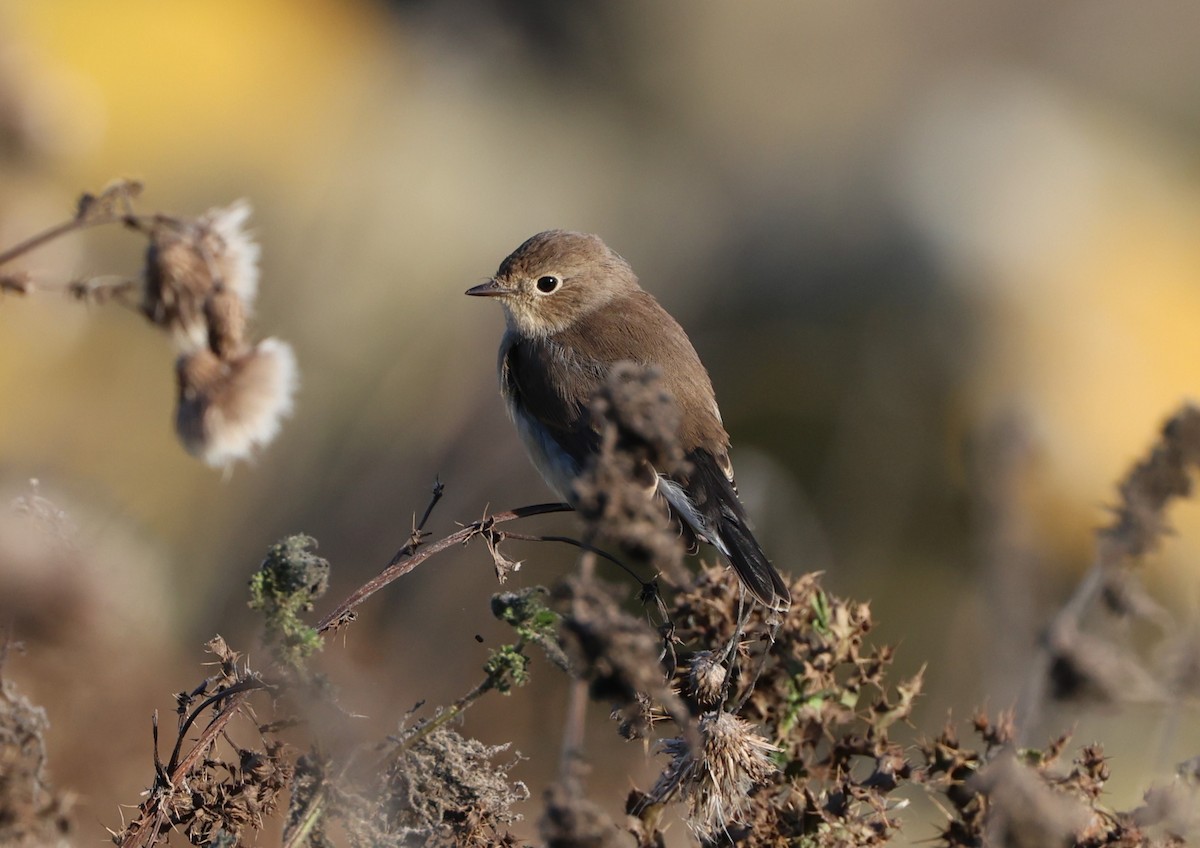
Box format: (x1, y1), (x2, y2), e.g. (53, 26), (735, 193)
(3, 186), (1200, 846)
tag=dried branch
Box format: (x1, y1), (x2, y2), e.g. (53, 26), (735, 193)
(316, 500), (572, 633)
(0, 180), (143, 269)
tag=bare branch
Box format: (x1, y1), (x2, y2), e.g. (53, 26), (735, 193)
(316, 501), (572, 634)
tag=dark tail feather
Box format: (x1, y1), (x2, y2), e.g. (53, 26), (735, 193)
(719, 511), (791, 611)
(671, 449), (792, 611)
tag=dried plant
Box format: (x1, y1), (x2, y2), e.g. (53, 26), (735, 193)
(1018, 405), (1200, 733)
(572, 362), (689, 577)
(89, 382), (1200, 847)
(642, 710), (779, 838)
(337, 728), (530, 847)
(0, 640), (73, 848)
(626, 567), (921, 846)
(6, 196), (1200, 848)
(0, 181), (298, 467)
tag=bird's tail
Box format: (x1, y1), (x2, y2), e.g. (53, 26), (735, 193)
(661, 453), (792, 612)
(718, 509), (792, 612)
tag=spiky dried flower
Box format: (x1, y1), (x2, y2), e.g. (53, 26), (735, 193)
(142, 200), (260, 351)
(483, 528), (523, 583)
(644, 710), (778, 839)
(630, 567), (920, 845)
(175, 337), (298, 467)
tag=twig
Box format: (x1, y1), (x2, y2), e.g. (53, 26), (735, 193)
(399, 641), (528, 752)
(0, 219), (92, 268)
(119, 494), (574, 846)
(416, 477), (445, 531)
(281, 786), (325, 848)
(316, 501), (572, 633)
(559, 550), (597, 780)
(0, 181), (145, 268)
(498, 530), (648, 586)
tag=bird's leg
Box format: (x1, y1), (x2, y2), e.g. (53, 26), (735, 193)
(720, 583), (751, 701)
(732, 608), (781, 713)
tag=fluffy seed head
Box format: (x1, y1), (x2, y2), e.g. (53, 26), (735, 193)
(143, 200), (260, 351)
(205, 286), (247, 359)
(175, 338), (298, 467)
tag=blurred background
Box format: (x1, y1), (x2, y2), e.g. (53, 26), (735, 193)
(2, 0), (1200, 843)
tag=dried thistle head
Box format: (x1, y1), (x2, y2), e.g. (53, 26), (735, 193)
(142, 200), (259, 351)
(641, 710), (779, 839)
(686, 651), (727, 710)
(630, 567), (921, 845)
(175, 338), (298, 467)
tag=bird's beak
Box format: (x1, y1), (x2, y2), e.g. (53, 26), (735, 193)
(465, 279), (511, 298)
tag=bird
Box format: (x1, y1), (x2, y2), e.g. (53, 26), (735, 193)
(466, 230), (790, 611)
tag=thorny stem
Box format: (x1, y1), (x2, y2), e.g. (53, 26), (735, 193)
(316, 501), (572, 633)
(165, 677), (266, 775)
(719, 585), (749, 708)
(1015, 404), (1200, 743)
(0, 219), (92, 268)
(417, 477), (445, 531)
(732, 612), (783, 714)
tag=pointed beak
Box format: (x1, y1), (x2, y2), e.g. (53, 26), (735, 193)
(465, 279), (510, 298)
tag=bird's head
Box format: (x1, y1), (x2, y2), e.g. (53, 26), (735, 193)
(466, 230), (639, 337)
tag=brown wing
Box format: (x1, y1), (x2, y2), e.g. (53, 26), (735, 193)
(547, 289), (731, 456)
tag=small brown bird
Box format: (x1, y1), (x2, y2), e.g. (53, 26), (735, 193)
(467, 230), (790, 610)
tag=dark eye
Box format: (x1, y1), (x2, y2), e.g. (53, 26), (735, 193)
(536, 275), (560, 293)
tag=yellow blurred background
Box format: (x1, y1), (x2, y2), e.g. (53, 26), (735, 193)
(3, 1), (1200, 843)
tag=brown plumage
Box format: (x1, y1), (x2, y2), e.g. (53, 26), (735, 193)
(467, 230), (790, 610)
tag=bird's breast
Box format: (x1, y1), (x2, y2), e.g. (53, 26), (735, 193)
(505, 392), (581, 503)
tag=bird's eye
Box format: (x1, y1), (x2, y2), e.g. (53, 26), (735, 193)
(535, 275), (560, 294)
